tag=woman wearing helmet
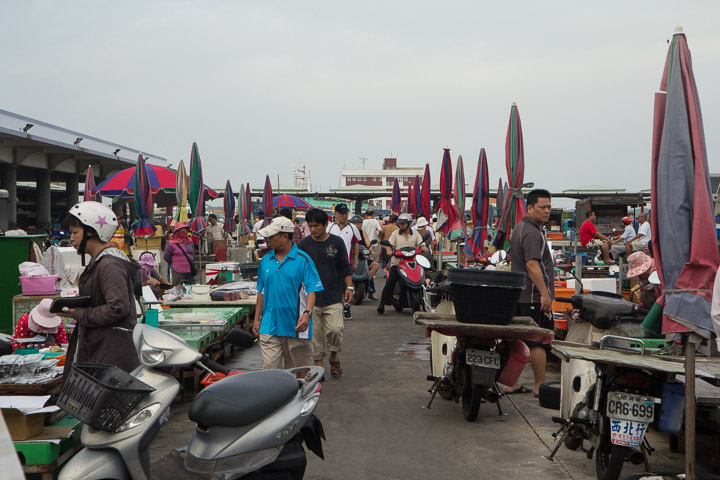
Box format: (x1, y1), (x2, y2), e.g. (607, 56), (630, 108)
(609, 216), (636, 261)
(60, 201), (140, 378)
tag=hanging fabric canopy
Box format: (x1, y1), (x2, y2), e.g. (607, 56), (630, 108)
(391, 178), (401, 213)
(188, 142), (207, 233)
(651, 29), (719, 339)
(464, 148), (489, 257)
(132, 154), (157, 236)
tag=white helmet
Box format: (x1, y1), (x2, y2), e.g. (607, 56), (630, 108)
(69, 201), (118, 242)
(397, 213), (412, 224)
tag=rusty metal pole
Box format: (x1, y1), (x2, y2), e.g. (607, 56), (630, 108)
(684, 334), (696, 480)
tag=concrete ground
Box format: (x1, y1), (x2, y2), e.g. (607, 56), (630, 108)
(149, 277), (717, 479)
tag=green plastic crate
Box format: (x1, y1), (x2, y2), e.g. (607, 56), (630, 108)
(14, 415), (81, 466)
(629, 338), (666, 350)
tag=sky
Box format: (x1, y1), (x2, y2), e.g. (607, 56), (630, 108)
(3, 1), (719, 209)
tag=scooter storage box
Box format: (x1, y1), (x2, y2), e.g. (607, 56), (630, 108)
(448, 269), (526, 325)
(57, 363), (154, 432)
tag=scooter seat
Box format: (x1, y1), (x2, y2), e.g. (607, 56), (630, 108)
(189, 370), (298, 428)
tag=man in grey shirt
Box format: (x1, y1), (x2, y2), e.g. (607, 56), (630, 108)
(506, 188), (554, 396)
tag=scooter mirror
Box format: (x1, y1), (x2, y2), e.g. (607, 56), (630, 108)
(370, 239), (378, 245)
(648, 271), (660, 285)
(224, 328), (255, 349)
(379, 240), (392, 247)
(416, 255), (431, 269)
(490, 250), (507, 265)
(421, 232), (431, 242)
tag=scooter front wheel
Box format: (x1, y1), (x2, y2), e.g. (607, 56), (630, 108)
(409, 290), (422, 313)
(462, 384), (482, 422)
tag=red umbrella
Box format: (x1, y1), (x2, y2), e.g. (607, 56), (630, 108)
(391, 178), (401, 213)
(407, 181), (416, 215)
(464, 148), (489, 257)
(262, 176), (273, 218)
(414, 174), (422, 217)
(273, 194), (311, 209)
(651, 29), (719, 339)
(84, 165), (95, 202)
(420, 164), (431, 219)
(92, 163), (218, 200)
(435, 148), (459, 235)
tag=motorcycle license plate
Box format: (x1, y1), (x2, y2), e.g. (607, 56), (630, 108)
(609, 420), (649, 447)
(606, 392), (655, 423)
(465, 349), (501, 369)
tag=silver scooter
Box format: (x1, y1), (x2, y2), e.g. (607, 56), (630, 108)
(59, 324), (325, 479)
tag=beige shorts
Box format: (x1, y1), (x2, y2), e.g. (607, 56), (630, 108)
(311, 303), (344, 361)
(631, 240), (646, 252)
(259, 334), (313, 369)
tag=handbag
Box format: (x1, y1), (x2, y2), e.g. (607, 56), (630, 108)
(175, 243), (198, 276)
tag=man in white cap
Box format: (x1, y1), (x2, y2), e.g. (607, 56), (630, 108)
(252, 216), (324, 369)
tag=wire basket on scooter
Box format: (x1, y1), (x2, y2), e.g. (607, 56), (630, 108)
(448, 269), (526, 325)
(56, 363), (155, 432)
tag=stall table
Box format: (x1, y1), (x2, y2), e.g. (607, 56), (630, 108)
(162, 296), (256, 330)
(14, 414), (82, 480)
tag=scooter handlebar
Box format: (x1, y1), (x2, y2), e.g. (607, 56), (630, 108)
(198, 355), (230, 376)
(554, 297), (575, 304)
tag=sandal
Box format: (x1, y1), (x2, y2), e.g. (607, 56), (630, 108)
(505, 384), (531, 394)
(329, 360), (343, 378)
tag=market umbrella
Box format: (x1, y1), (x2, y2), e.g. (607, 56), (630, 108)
(414, 175), (422, 217)
(407, 180), (416, 215)
(245, 182), (253, 226)
(188, 142), (207, 233)
(464, 148), (489, 257)
(93, 163), (218, 201)
(262, 175), (273, 218)
(435, 148), (459, 235)
(651, 28), (719, 339)
(83, 165), (95, 202)
(420, 164), (431, 219)
(173, 159), (189, 225)
(496, 178), (505, 219)
(391, 178), (401, 213)
(454, 155), (466, 217)
(494, 103), (528, 249)
(132, 153), (157, 237)
(273, 194), (311, 209)
(238, 183), (247, 234)
(224, 180), (235, 234)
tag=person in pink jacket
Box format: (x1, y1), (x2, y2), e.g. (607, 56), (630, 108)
(163, 223), (196, 285)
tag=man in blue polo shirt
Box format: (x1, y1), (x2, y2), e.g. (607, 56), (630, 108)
(252, 216), (324, 369)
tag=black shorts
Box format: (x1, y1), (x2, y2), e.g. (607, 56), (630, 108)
(517, 303), (553, 349)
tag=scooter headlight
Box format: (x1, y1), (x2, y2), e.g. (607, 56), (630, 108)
(140, 343), (172, 366)
(300, 394), (320, 416)
(399, 269), (408, 278)
(115, 403), (162, 432)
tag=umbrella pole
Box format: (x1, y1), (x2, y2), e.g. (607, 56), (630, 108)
(684, 334), (696, 480)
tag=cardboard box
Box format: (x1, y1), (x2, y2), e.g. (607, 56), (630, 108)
(0, 395), (60, 441)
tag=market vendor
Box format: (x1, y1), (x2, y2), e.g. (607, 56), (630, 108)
(59, 201), (140, 378)
(626, 251), (659, 310)
(11, 298), (69, 351)
(138, 251), (170, 297)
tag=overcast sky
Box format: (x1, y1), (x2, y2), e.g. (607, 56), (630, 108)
(3, 1), (719, 206)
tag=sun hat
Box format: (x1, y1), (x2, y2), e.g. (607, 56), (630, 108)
(627, 251), (654, 278)
(258, 216), (295, 238)
(28, 298), (62, 332)
(416, 217), (429, 228)
(138, 252), (158, 267)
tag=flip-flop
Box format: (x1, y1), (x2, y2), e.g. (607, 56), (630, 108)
(505, 384), (531, 394)
(329, 360), (343, 378)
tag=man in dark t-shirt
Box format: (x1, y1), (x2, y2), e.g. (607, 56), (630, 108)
(298, 209), (353, 379)
(506, 189), (555, 396)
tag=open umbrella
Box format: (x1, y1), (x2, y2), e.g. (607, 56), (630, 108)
(173, 160), (189, 225)
(273, 194), (311, 210)
(84, 165), (95, 202)
(224, 180), (235, 234)
(262, 175), (273, 218)
(464, 148), (489, 257)
(132, 154), (157, 237)
(455, 155), (466, 217)
(435, 148), (459, 235)
(494, 103), (527, 249)
(391, 178), (401, 213)
(188, 142), (207, 233)
(93, 163), (218, 200)
(420, 164), (431, 220)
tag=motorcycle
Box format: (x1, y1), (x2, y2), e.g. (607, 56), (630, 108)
(545, 279), (672, 480)
(58, 325), (325, 480)
(380, 240), (430, 313)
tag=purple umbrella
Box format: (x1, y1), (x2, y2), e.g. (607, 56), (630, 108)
(464, 148), (489, 257)
(391, 178), (401, 213)
(420, 164), (431, 220)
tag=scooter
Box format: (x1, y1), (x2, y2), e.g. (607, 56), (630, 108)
(58, 325), (325, 480)
(352, 240), (377, 305)
(546, 280), (668, 480)
(380, 240), (430, 313)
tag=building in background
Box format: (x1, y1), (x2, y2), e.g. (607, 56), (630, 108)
(339, 158), (424, 211)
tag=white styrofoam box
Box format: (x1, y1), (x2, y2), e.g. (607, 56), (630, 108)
(205, 262), (240, 283)
(58, 246), (90, 266)
(566, 278), (617, 293)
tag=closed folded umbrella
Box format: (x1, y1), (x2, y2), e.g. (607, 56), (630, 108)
(420, 165), (431, 220)
(238, 183), (248, 234)
(464, 148), (489, 257)
(132, 154), (157, 237)
(224, 180), (235, 234)
(188, 142), (207, 233)
(173, 159), (189, 225)
(435, 148), (459, 235)
(407, 181), (416, 215)
(262, 175), (273, 218)
(84, 165), (95, 202)
(391, 178), (401, 213)
(455, 155), (466, 217)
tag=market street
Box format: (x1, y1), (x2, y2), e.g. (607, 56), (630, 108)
(148, 277), (714, 480)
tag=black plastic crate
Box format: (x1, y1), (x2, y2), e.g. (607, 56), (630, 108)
(239, 263), (259, 280)
(57, 363), (154, 432)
